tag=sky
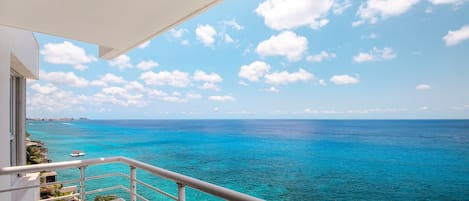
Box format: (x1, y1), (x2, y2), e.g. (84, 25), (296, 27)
(27, 0), (469, 119)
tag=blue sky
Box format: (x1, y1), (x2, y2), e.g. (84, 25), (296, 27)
(27, 0), (469, 119)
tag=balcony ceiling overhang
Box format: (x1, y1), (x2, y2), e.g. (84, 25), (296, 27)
(0, 0), (221, 59)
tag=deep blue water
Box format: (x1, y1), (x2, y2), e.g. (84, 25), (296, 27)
(27, 120), (469, 200)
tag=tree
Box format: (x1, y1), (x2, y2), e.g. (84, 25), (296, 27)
(94, 195), (119, 201)
(26, 146), (42, 164)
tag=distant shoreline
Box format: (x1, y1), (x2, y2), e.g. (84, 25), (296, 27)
(27, 118), (469, 121)
(27, 117), (89, 122)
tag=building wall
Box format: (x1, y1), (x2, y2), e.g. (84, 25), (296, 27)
(11, 173), (41, 201)
(0, 27), (12, 201)
(0, 25), (39, 201)
(2, 26), (39, 79)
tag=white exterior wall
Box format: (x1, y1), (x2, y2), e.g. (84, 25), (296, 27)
(1, 26), (39, 79)
(11, 173), (41, 201)
(0, 26), (39, 201)
(0, 26), (12, 201)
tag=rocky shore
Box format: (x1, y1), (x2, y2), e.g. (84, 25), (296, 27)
(26, 133), (78, 200)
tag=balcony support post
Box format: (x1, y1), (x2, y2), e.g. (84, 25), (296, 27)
(79, 166), (86, 201)
(130, 166), (137, 201)
(177, 183), (186, 201)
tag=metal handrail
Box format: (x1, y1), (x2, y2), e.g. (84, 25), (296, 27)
(0, 156), (264, 201)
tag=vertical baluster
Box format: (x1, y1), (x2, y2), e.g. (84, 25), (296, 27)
(79, 166), (86, 201)
(177, 183), (186, 201)
(130, 166), (137, 201)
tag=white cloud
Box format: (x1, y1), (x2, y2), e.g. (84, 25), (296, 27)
(136, 60), (159, 71)
(304, 108), (341, 114)
(28, 88), (87, 112)
(353, 47), (397, 63)
(307, 51), (336, 62)
(418, 106), (429, 110)
(352, 20), (364, 27)
(162, 96), (187, 103)
(99, 108), (112, 113)
(30, 83), (58, 95)
(101, 87), (127, 95)
(93, 86), (145, 107)
(429, 0), (468, 6)
(330, 74), (360, 85)
(361, 32), (378, 40)
(124, 81), (145, 92)
(255, 0), (334, 30)
(172, 91), (182, 97)
(90, 80), (107, 87)
(193, 70), (222, 90)
(265, 68), (314, 85)
(319, 79), (327, 86)
(425, 7), (433, 13)
(354, 0), (420, 25)
(100, 73), (126, 84)
(311, 19), (330, 30)
(304, 107), (410, 115)
(199, 83), (220, 91)
(222, 19), (244, 30)
(181, 40), (190, 46)
(170, 28), (188, 38)
(146, 89), (168, 98)
(242, 44), (254, 56)
(239, 61), (271, 82)
(333, 0), (353, 14)
(239, 81), (248, 86)
(266, 86), (280, 93)
(209, 95), (235, 102)
(224, 34), (235, 43)
(91, 73), (125, 87)
(138, 40), (151, 49)
(140, 70), (191, 87)
(109, 55), (133, 70)
(451, 105), (469, 110)
(40, 41), (97, 70)
(350, 108), (409, 113)
(193, 70), (223, 83)
(443, 25), (469, 46)
(353, 53), (375, 63)
(256, 31), (308, 61)
(186, 92), (202, 99)
(145, 89), (192, 103)
(416, 84), (431, 90)
(196, 24), (217, 47)
(40, 71), (89, 87)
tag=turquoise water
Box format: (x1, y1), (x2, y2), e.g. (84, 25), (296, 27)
(27, 120), (469, 200)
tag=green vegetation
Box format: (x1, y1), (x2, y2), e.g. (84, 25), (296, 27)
(27, 131), (71, 200)
(26, 145), (42, 165)
(40, 184), (69, 199)
(94, 195), (119, 201)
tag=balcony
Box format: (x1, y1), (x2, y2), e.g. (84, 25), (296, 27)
(0, 156), (263, 201)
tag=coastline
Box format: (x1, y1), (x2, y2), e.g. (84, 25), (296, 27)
(26, 134), (78, 200)
(27, 117), (89, 122)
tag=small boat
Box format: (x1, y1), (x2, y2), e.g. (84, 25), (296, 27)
(70, 150), (86, 157)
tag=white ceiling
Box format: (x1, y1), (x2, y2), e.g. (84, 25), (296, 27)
(0, 0), (221, 59)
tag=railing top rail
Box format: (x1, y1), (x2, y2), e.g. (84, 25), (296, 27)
(0, 156), (264, 201)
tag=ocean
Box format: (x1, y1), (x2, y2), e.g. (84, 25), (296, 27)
(27, 120), (469, 200)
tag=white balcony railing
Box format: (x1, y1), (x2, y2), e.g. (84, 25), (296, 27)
(0, 156), (264, 201)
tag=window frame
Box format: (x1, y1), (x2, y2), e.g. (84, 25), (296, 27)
(10, 70), (25, 167)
